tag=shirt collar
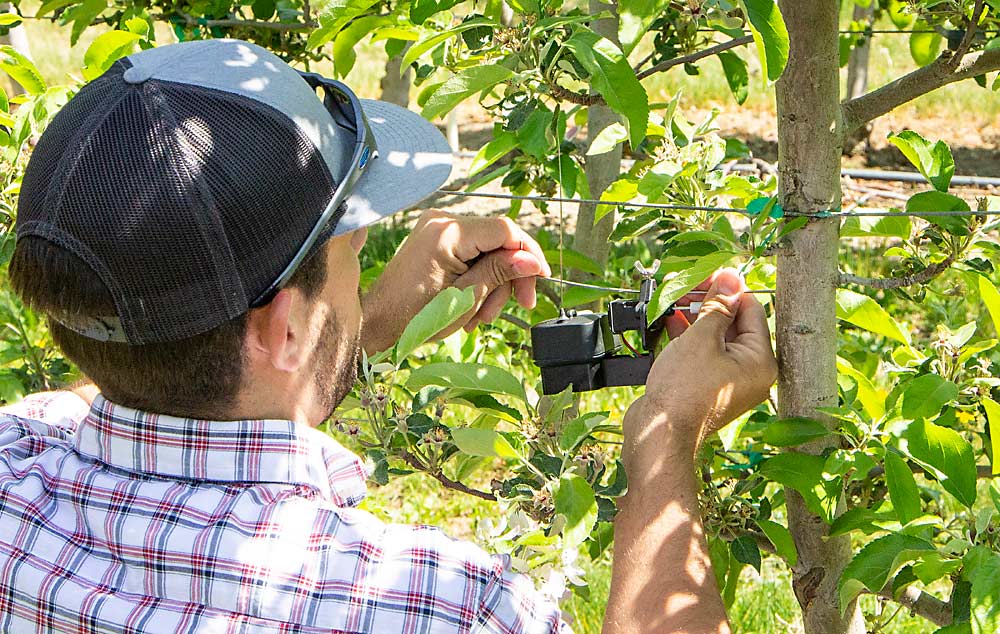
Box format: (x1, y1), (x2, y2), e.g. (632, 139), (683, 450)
(73, 395), (369, 507)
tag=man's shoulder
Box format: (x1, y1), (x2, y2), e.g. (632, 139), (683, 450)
(0, 390), (90, 444)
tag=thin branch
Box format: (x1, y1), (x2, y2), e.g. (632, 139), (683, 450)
(547, 35), (754, 106)
(837, 254), (955, 290)
(168, 11), (316, 31)
(718, 528), (778, 555)
(948, 0), (987, 68)
(841, 46), (1000, 134)
(866, 463), (998, 480)
(876, 585), (952, 627)
(400, 451), (496, 501)
(499, 312), (531, 330)
(636, 35), (754, 80)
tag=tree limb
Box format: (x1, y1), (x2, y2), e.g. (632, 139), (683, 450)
(837, 254), (955, 290)
(546, 35), (754, 106)
(841, 46), (1000, 134)
(168, 11), (316, 31)
(866, 463), (998, 480)
(400, 451), (496, 501)
(636, 35), (754, 80)
(877, 585), (952, 627)
(949, 0), (987, 68)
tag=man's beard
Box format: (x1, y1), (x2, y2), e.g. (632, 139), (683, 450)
(313, 312), (360, 422)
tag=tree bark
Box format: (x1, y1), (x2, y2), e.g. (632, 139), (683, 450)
(379, 46), (412, 107)
(775, 2), (865, 633)
(572, 0), (620, 269)
(843, 2), (873, 153)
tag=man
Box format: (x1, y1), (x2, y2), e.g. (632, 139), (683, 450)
(0, 39), (776, 633)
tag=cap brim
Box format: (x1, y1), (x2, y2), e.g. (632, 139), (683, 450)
(332, 100), (452, 236)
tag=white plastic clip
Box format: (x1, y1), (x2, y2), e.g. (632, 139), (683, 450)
(634, 259), (660, 279)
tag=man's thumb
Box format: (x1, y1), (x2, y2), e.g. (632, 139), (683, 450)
(457, 249), (541, 304)
(692, 270), (743, 338)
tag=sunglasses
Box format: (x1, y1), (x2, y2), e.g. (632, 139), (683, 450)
(251, 71), (379, 307)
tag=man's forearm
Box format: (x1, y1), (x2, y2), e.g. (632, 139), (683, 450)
(604, 406), (730, 634)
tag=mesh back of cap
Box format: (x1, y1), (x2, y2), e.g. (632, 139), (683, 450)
(16, 59), (338, 344)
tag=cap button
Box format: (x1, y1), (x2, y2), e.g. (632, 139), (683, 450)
(122, 66), (154, 84)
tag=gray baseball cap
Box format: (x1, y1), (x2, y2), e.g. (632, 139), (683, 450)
(15, 39), (452, 345)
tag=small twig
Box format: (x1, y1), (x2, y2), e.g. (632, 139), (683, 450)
(866, 463), (998, 480)
(636, 35), (754, 80)
(499, 312), (531, 330)
(838, 254), (955, 290)
(546, 81), (603, 106)
(948, 0), (986, 68)
(876, 584), (952, 627)
(400, 451), (496, 501)
(168, 11), (316, 31)
(718, 528), (777, 555)
(632, 50), (656, 73)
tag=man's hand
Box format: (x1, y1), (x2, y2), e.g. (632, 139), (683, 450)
(627, 268), (777, 460)
(361, 210), (551, 354)
(604, 268), (776, 634)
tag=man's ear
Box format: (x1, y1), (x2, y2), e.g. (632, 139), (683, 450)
(245, 289), (305, 373)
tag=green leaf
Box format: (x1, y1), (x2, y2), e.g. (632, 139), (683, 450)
(978, 276), (1000, 338)
(838, 533), (936, 612)
(422, 65), (513, 120)
(648, 251), (738, 323)
(0, 14), (22, 26)
(757, 519), (797, 566)
(759, 452), (835, 521)
(837, 358), (886, 420)
(887, 130), (955, 192)
(840, 214), (911, 239)
(408, 362), (526, 401)
(451, 427), (521, 459)
(410, 0), (463, 24)
(402, 18), (497, 67)
(762, 417), (830, 447)
(333, 16), (387, 77)
(563, 28), (649, 149)
(718, 50), (749, 105)
(902, 374), (959, 420)
(971, 554), (1000, 634)
(0, 46), (45, 95)
(469, 130), (518, 176)
(887, 0), (913, 29)
(739, 0), (789, 82)
(909, 23), (943, 67)
(594, 178), (638, 223)
(618, 0), (668, 54)
(982, 397), (1000, 476)
(555, 473), (598, 547)
(559, 412), (609, 452)
(543, 248), (602, 277)
(906, 190), (971, 235)
(836, 289), (910, 344)
(587, 122), (628, 156)
(82, 30), (140, 81)
(884, 450), (922, 525)
(903, 418), (978, 508)
(731, 535), (761, 573)
(394, 287), (475, 363)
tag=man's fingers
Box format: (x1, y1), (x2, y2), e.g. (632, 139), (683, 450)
(512, 276), (536, 310)
(664, 310), (690, 340)
(452, 216), (552, 277)
(732, 292), (773, 353)
(689, 269), (743, 346)
(467, 284), (512, 331)
(455, 248), (543, 313)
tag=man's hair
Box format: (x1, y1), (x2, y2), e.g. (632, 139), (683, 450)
(8, 237), (329, 419)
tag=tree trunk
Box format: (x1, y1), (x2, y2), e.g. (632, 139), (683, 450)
(379, 47), (412, 107)
(775, 2), (865, 633)
(844, 2), (875, 153)
(573, 0), (620, 269)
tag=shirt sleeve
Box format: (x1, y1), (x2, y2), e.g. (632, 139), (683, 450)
(0, 390), (91, 436)
(471, 553), (573, 634)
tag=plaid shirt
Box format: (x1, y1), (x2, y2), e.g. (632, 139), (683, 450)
(0, 392), (567, 634)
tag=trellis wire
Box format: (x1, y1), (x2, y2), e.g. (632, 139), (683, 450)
(438, 189), (1000, 218)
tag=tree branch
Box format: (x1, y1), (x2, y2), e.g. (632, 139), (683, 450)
(168, 11), (316, 31)
(841, 46), (1000, 134)
(837, 254), (955, 290)
(400, 451), (496, 501)
(877, 585), (952, 627)
(635, 35), (754, 80)
(546, 35), (754, 106)
(866, 463), (998, 480)
(949, 0), (987, 68)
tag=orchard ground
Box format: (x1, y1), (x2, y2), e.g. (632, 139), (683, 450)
(6, 8), (999, 634)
